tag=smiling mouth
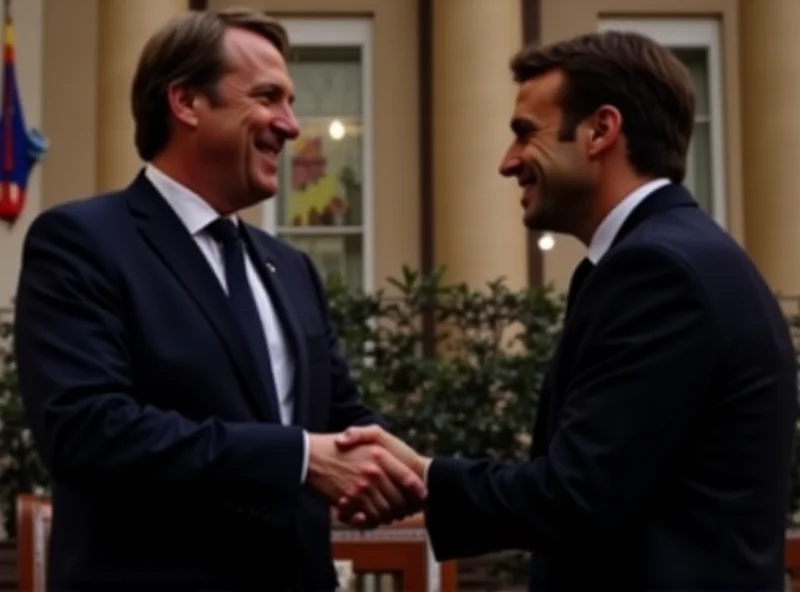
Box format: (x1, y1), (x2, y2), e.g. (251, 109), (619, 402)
(519, 171), (538, 189)
(518, 163), (539, 186)
(519, 169), (539, 207)
(254, 138), (280, 158)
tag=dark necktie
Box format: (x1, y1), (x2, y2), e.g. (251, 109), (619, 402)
(565, 257), (595, 316)
(532, 256), (595, 455)
(205, 218), (279, 413)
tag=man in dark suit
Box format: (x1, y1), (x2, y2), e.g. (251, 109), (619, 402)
(336, 31), (798, 590)
(14, 9), (421, 591)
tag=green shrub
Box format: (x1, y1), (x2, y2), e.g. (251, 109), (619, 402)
(326, 266), (563, 463)
(0, 311), (49, 538)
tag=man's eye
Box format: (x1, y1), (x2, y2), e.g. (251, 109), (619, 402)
(255, 89), (282, 104)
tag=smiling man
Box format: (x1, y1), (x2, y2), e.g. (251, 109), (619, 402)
(337, 31), (798, 590)
(13, 9), (423, 591)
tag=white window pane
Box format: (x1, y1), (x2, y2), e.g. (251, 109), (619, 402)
(598, 18), (724, 226)
(673, 47), (713, 214)
(282, 234), (363, 288)
(277, 47), (364, 230)
(672, 48), (709, 116)
(289, 47), (362, 116)
(687, 121), (712, 213)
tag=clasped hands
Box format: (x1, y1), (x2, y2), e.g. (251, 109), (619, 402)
(306, 426), (431, 529)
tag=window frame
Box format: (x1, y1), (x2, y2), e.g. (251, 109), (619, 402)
(264, 17), (375, 291)
(598, 17), (727, 228)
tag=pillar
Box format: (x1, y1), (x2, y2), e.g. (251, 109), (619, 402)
(96, 0), (187, 192)
(432, 0), (527, 289)
(741, 0), (800, 296)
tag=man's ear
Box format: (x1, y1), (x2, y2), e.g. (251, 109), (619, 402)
(586, 105), (622, 158)
(166, 83), (202, 129)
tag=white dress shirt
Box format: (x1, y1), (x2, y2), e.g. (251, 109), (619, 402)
(586, 177), (671, 263)
(144, 164), (309, 482)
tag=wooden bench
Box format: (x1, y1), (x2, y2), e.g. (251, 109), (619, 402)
(16, 495), (456, 592)
(16, 494), (50, 592)
(786, 529), (800, 591)
(332, 512), (457, 591)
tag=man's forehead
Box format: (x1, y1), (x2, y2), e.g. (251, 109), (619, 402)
(223, 27), (294, 92)
(225, 27), (281, 62)
(513, 69), (564, 119)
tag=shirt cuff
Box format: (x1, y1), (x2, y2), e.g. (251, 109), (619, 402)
(300, 430), (310, 483)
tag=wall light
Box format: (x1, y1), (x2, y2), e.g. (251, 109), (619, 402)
(328, 119), (345, 140)
(537, 232), (555, 251)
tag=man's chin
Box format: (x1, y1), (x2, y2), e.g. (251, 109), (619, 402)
(524, 202), (568, 234)
(249, 176), (279, 202)
(523, 208), (549, 232)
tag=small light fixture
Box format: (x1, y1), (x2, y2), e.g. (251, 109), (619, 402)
(537, 232), (555, 251)
(328, 119), (345, 140)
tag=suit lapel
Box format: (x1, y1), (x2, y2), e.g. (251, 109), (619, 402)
(125, 172), (277, 421)
(540, 183), (700, 442)
(241, 226), (311, 427)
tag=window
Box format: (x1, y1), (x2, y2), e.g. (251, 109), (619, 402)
(598, 18), (727, 226)
(265, 18), (373, 290)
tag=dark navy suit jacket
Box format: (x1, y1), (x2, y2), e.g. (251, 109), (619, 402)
(14, 172), (382, 591)
(424, 184), (798, 590)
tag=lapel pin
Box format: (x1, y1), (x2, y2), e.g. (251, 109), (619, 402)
(265, 261), (276, 273)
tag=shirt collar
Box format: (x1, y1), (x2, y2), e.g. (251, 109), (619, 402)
(587, 177), (671, 263)
(144, 163), (235, 235)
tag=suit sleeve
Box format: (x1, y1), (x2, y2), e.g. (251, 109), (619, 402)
(14, 209), (304, 517)
(424, 247), (716, 560)
(298, 253), (387, 432)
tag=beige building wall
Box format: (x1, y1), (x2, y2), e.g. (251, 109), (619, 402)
(43, 0), (186, 209)
(0, 0), (43, 305)
(740, 0), (800, 297)
(540, 0), (744, 293)
(431, 0), (527, 290)
(42, 0), (98, 212)
(26, 0), (800, 302)
(95, 0), (188, 193)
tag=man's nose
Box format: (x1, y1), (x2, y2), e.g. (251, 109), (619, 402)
(274, 107), (301, 140)
(499, 155), (521, 178)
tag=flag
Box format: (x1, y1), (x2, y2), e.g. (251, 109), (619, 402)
(0, 0), (46, 225)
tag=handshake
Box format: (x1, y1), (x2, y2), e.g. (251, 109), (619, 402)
(306, 426), (430, 529)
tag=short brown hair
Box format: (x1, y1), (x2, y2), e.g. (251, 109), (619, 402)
(510, 31), (695, 183)
(131, 8), (289, 161)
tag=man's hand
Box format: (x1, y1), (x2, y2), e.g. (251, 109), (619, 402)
(334, 426), (432, 527)
(306, 433), (425, 528)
